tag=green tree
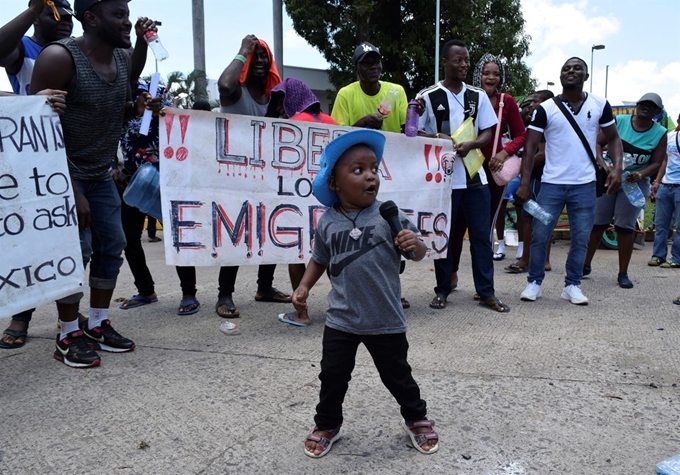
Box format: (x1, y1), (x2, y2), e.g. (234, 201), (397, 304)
(285, 0), (536, 99)
(165, 69), (208, 109)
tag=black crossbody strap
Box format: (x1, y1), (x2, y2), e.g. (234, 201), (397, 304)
(552, 96), (599, 171)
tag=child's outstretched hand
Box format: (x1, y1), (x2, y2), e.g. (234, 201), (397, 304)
(292, 286), (309, 314)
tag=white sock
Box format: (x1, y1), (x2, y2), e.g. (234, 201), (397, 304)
(88, 308), (109, 329)
(496, 239), (506, 255)
(59, 319), (80, 340)
(516, 241), (524, 259)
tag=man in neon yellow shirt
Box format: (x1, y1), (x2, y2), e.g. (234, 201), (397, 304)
(331, 42), (411, 308)
(331, 42), (407, 134)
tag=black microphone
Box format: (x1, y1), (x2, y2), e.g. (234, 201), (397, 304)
(379, 200), (415, 260)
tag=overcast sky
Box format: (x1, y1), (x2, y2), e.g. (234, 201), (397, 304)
(1, 0), (678, 119)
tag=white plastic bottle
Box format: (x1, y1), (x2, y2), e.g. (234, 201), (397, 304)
(144, 30), (169, 62)
(523, 199), (553, 226)
(378, 89), (400, 116)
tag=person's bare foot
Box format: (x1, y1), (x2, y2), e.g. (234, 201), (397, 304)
(545, 262), (552, 271)
(1, 320), (28, 347)
(290, 308), (311, 325)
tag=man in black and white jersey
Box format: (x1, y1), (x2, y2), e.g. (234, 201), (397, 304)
(418, 39), (510, 313)
(515, 57), (623, 305)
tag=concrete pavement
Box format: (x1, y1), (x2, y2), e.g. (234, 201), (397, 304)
(1, 235), (679, 474)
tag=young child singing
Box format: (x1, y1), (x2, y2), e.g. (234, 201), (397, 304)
(293, 129), (440, 457)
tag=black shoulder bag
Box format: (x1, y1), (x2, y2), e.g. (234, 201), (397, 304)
(552, 96), (608, 197)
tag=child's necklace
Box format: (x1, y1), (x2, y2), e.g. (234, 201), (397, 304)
(337, 204), (366, 240)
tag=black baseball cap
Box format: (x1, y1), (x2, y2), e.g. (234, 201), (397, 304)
(74, 0), (128, 22)
(353, 42), (381, 64)
(30, 0), (74, 16)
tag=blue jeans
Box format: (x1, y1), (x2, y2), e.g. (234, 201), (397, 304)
(434, 185), (495, 299)
(74, 179), (126, 291)
(652, 184), (680, 262)
(529, 182), (596, 286)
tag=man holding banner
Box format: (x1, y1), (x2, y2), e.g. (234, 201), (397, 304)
(418, 39), (509, 313)
(28, 0), (160, 367)
(203, 33), (287, 323)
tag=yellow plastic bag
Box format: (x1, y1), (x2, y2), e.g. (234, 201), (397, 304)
(451, 117), (484, 178)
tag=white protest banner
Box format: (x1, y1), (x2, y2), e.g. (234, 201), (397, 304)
(0, 97), (85, 318)
(160, 109), (455, 266)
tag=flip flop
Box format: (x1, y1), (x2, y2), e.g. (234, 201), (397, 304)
(429, 294), (447, 309)
(278, 312), (309, 327)
(505, 262), (528, 274)
(254, 287), (292, 303)
(673, 297), (680, 305)
(177, 298), (201, 315)
(216, 296), (240, 318)
(479, 297), (511, 313)
(119, 294), (158, 309)
(0, 328), (28, 349)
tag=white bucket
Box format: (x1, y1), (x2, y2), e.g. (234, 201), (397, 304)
(505, 229), (519, 247)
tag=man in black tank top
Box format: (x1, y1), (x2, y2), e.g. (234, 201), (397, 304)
(29, 0), (160, 368)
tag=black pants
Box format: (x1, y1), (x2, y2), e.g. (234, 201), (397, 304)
(314, 326), (427, 430)
(121, 199), (155, 296)
(147, 216), (157, 238)
(175, 265), (277, 297)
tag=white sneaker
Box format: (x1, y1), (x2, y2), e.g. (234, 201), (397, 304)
(219, 321), (242, 335)
(520, 281), (542, 301)
(561, 285), (589, 305)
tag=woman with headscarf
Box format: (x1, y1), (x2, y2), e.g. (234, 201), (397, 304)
(266, 78), (336, 326)
(473, 54), (527, 260)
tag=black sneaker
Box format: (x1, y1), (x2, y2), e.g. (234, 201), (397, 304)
(83, 319), (135, 353)
(54, 330), (101, 368)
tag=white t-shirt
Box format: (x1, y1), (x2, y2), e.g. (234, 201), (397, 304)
(663, 131), (680, 185)
(418, 82), (497, 189)
(529, 93), (614, 185)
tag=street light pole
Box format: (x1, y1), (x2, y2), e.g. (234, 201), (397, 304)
(590, 44), (605, 93)
(434, 0), (440, 83)
(605, 65), (609, 98)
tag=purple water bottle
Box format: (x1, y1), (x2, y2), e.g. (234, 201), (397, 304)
(405, 100), (419, 137)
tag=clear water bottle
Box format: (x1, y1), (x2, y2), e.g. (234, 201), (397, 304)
(621, 171), (646, 208)
(144, 30), (169, 62)
(656, 453), (680, 475)
(378, 88), (400, 116)
(405, 100), (419, 137)
(622, 152), (635, 169)
(523, 199), (553, 225)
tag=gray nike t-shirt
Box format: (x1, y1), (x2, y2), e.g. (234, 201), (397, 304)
(312, 200), (421, 335)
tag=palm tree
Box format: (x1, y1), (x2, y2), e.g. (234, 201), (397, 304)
(166, 69), (208, 109)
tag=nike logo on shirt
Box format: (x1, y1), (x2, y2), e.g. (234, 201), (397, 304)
(330, 239), (387, 277)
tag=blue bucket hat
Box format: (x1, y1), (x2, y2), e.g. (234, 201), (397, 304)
(312, 129), (386, 207)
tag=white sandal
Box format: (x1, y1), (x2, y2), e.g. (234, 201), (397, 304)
(402, 419), (440, 454)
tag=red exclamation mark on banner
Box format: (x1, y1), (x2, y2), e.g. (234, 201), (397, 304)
(424, 144), (433, 182)
(434, 145), (443, 183)
(164, 113), (175, 159)
(176, 115), (190, 161)
(423, 144), (443, 182)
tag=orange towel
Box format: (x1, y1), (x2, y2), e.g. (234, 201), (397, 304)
(238, 39), (282, 97)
